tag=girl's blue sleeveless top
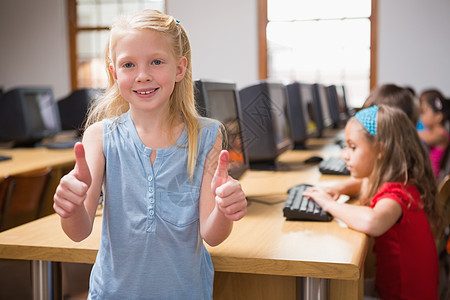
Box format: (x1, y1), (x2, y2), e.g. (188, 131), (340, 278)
(88, 111), (220, 300)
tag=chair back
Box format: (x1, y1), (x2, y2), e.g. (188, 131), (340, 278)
(0, 167), (52, 231)
(438, 144), (450, 183)
(439, 175), (450, 225)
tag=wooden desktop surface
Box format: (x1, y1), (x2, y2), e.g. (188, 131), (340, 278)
(0, 130), (368, 299)
(0, 147), (75, 178)
(207, 174), (366, 281)
(0, 171), (367, 299)
(0, 169), (366, 276)
(0, 147), (76, 218)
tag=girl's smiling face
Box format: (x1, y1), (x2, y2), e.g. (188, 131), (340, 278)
(343, 119), (378, 179)
(109, 29), (187, 115)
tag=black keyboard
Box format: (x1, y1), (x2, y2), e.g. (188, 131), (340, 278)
(318, 157), (350, 175)
(0, 155), (12, 162)
(283, 184), (332, 222)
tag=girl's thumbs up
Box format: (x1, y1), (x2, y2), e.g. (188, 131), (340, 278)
(211, 150), (229, 194)
(73, 142), (92, 187)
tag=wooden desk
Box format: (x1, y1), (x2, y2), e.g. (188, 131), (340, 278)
(0, 147), (76, 298)
(0, 169), (367, 300)
(0, 147), (75, 178)
(208, 168), (367, 300)
(0, 147), (76, 217)
(0, 131), (368, 300)
(209, 132), (366, 299)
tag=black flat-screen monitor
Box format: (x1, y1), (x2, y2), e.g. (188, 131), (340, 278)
(0, 87), (61, 147)
(336, 84), (353, 117)
(58, 88), (103, 135)
(312, 83), (333, 136)
(326, 84), (346, 127)
(238, 81), (293, 170)
(194, 79), (249, 179)
(286, 82), (320, 149)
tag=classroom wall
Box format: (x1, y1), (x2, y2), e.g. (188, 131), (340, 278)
(167, 0), (258, 91)
(0, 0), (449, 102)
(0, 0), (70, 99)
(377, 0), (450, 96)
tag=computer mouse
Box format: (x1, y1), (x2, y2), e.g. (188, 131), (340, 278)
(304, 156), (324, 164)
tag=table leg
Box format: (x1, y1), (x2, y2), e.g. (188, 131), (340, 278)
(32, 260), (50, 300)
(301, 277), (329, 300)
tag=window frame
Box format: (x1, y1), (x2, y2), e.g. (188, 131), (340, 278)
(67, 0), (167, 90)
(258, 0), (378, 91)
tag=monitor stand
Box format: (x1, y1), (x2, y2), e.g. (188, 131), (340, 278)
(293, 142), (307, 150)
(249, 160), (278, 171)
(12, 140), (41, 148)
(249, 160), (291, 171)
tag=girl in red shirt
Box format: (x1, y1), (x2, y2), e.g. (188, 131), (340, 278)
(304, 105), (445, 299)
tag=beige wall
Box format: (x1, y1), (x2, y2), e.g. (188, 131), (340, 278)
(1, 0), (449, 104)
(0, 0), (69, 99)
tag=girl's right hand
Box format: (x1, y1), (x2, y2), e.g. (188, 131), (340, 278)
(302, 186), (336, 211)
(53, 143), (92, 218)
(322, 186), (341, 201)
(211, 150), (247, 221)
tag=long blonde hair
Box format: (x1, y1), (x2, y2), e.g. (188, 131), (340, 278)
(359, 105), (445, 237)
(85, 9), (200, 180)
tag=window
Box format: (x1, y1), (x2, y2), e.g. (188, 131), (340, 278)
(260, 0), (377, 108)
(68, 0), (166, 90)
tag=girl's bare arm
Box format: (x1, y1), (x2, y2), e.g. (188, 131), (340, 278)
(54, 122), (105, 242)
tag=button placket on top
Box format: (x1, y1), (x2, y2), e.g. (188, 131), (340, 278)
(143, 147), (156, 233)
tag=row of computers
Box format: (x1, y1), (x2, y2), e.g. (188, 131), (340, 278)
(0, 88), (102, 149)
(195, 80), (352, 178)
(0, 79), (351, 179)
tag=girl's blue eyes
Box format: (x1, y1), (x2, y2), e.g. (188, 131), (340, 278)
(122, 60), (162, 68)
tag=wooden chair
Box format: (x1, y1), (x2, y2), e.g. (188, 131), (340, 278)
(438, 144), (450, 184)
(439, 175), (450, 225)
(0, 167), (52, 231)
(437, 175), (450, 299)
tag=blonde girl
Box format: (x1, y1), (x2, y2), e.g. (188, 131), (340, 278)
(53, 10), (247, 299)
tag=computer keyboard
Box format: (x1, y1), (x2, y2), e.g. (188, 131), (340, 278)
(318, 157), (350, 176)
(0, 155), (12, 162)
(283, 184), (332, 222)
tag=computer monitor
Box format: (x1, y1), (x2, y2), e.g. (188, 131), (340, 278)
(326, 85), (346, 127)
(194, 79), (249, 179)
(286, 82), (320, 149)
(0, 87), (61, 147)
(312, 83), (333, 136)
(58, 88), (103, 135)
(335, 84), (353, 117)
(238, 81), (293, 170)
